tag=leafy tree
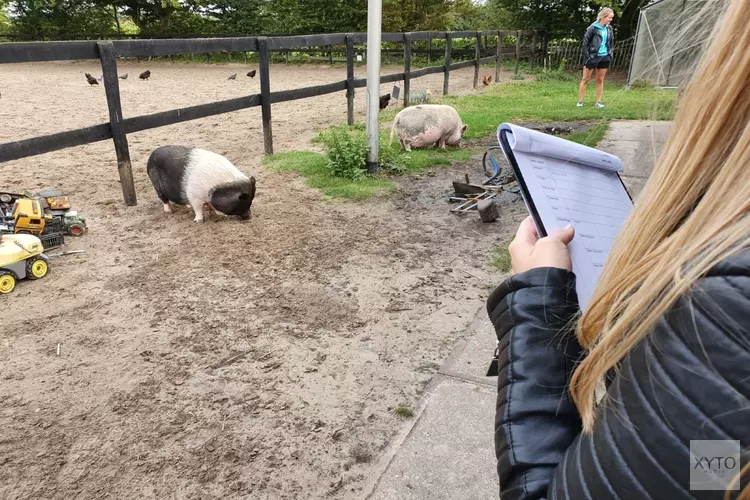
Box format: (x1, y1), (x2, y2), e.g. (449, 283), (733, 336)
(489, 0), (618, 39)
(382, 0), (453, 32)
(8, 0), (116, 36)
(0, 1), (12, 34)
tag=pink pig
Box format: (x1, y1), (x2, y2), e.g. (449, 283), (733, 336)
(390, 104), (468, 152)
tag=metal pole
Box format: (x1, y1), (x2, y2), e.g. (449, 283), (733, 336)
(366, 0), (382, 174)
(627, 11), (643, 86)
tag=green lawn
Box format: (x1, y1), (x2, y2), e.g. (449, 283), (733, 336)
(263, 151), (395, 201)
(267, 78), (677, 200)
(442, 81), (676, 140)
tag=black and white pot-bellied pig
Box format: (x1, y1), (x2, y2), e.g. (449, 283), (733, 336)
(146, 145), (256, 222)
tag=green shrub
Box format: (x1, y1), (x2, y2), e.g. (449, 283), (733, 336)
(318, 124), (410, 179)
(318, 125), (368, 180)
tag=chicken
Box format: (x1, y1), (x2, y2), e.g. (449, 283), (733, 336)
(139, 70), (151, 80)
(228, 73), (237, 80)
(84, 73), (99, 86)
(247, 70), (257, 78)
(482, 74), (493, 86)
(379, 93), (391, 110)
(119, 73), (128, 80)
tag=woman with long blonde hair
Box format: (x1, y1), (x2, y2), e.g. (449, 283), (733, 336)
(488, 0), (749, 498)
(578, 7), (615, 108)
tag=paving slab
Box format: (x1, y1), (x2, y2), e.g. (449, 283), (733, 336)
(620, 175), (648, 200)
(439, 308), (497, 385)
(599, 120), (673, 180)
(366, 377), (498, 500)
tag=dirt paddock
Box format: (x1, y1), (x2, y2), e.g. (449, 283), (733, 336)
(0, 61), (524, 499)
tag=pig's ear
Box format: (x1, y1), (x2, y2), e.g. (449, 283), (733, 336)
(461, 124), (468, 134)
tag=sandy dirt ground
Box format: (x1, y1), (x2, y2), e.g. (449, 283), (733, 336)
(0, 60), (525, 499)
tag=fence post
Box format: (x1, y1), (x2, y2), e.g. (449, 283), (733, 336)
(329, 45), (333, 65)
(428, 37), (432, 64)
(258, 37), (273, 155)
(515, 30), (521, 76)
(496, 30), (503, 83)
(346, 34), (355, 126)
(531, 30), (537, 71)
(96, 41), (137, 206)
(443, 32), (452, 95)
(403, 33), (412, 107)
(473, 31), (481, 88)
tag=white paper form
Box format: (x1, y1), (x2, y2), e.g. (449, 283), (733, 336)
(498, 124), (633, 310)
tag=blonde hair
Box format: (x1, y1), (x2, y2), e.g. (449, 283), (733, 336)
(570, 0), (750, 496)
(597, 7), (614, 22)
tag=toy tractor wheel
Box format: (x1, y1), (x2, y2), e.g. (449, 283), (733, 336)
(17, 230), (31, 235)
(26, 258), (49, 280)
(0, 194), (11, 203)
(68, 224), (86, 236)
(0, 271), (16, 294)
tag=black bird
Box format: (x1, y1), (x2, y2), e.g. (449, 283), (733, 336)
(247, 69), (257, 78)
(139, 70), (151, 80)
(379, 93), (391, 111)
(85, 73), (99, 86)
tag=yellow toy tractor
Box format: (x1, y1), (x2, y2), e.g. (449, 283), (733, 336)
(12, 198), (48, 235)
(0, 233), (50, 294)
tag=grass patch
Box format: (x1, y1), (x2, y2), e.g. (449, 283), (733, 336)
(566, 120), (610, 147)
(536, 70), (579, 83)
(269, 80), (676, 200)
(390, 405), (415, 418)
(263, 151), (395, 201)
(489, 247), (512, 273)
(440, 81), (676, 140)
(314, 123), (472, 175)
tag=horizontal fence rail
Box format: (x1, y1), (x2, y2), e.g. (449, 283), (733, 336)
(0, 29), (543, 205)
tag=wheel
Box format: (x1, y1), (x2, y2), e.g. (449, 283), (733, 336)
(16, 230), (31, 235)
(68, 224), (86, 236)
(0, 194), (11, 203)
(0, 271), (16, 294)
(26, 258), (49, 280)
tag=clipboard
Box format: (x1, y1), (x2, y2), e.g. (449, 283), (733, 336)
(498, 127), (633, 239)
(495, 123), (635, 311)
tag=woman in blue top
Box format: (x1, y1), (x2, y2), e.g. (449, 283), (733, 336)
(577, 8), (614, 108)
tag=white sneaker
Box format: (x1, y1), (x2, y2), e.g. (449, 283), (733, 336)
(594, 101), (605, 108)
(577, 101), (583, 107)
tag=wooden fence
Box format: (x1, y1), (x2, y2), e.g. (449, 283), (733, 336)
(546, 37), (635, 72)
(0, 30), (540, 206)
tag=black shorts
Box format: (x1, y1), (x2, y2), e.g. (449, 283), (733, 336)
(585, 56), (611, 70)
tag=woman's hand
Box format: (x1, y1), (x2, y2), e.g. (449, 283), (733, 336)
(509, 216), (576, 274)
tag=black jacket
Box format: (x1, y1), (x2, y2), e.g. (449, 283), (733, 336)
(487, 255), (750, 499)
(582, 23), (613, 62)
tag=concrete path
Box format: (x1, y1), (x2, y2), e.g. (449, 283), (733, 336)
(359, 120), (671, 500)
(359, 309), (499, 500)
(598, 120), (673, 199)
